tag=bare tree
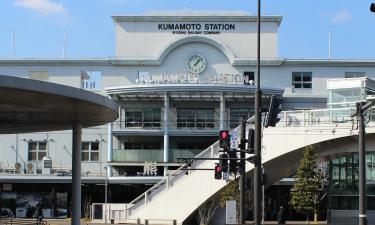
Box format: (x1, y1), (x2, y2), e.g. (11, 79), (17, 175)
(82, 194), (92, 221)
(196, 198), (219, 225)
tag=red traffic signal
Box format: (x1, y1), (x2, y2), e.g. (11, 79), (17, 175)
(214, 164), (222, 179)
(219, 130), (230, 149)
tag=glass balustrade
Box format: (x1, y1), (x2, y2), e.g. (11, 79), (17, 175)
(112, 149), (203, 162)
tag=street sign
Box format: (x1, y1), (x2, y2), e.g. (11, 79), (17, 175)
(223, 171), (229, 181)
(230, 130), (239, 150)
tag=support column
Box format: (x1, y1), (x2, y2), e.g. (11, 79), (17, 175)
(163, 93), (169, 176)
(107, 96), (113, 177)
(220, 93), (226, 130)
(107, 120), (113, 177)
(72, 122), (82, 225)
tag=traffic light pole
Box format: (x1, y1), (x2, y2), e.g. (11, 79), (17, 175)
(357, 102), (368, 225)
(239, 119), (246, 224)
(254, 0), (262, 224)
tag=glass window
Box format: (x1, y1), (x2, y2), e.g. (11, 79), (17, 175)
(177, 109), (195, 128)
(292, 72), (312, 89)
(177, 109), (214, 128)
(243, 71), (255, 85)
(345, 72), (366, 78)
(329, 153), (375, 210)
(229, 108), (253, 128)
(124, 108), (161, 128)
(123, 142), (161, 150)
(28, 141), (47, 161)
(81, 71), (101, 91)
(196, 109), (214, 128)
(81, 142), (100, 162)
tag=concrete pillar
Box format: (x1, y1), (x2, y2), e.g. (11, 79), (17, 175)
(71, 122), (82, 225)
(220, 93), (226, 130)
(163, 93), (169, 176)
(107, 120), (113, 177)
(107, 96), (113, 177)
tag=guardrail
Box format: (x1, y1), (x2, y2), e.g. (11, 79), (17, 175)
(0, 218), (48, 225)
(281, 107), (375, 127)
(123, 106), (375, 219)
(112, 149), (203, 162)
(126, 141), (220, 216)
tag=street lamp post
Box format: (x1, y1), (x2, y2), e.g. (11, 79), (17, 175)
(352, 100), (374, 225)
(254, 0), (262, 225)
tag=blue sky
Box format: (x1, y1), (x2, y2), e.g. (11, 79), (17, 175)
(0, 0), (374, 59)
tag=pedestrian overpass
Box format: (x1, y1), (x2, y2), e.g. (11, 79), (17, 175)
(92, 105), (375, 225)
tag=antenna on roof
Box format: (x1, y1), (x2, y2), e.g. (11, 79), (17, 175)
(63, 31), (67, 58)
(328, 30), (332, 60)
(11, 30), (15, 58)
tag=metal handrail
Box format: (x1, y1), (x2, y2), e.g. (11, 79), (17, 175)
(2, 218), (48, 225)
(127, 141), (220, 208)
(127, 123), (242, 214)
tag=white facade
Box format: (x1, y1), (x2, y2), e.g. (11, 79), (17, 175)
(0, 13), (374, 179)
(1, 12), (375, 223)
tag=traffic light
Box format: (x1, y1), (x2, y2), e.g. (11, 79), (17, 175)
(228, 150), (238, 173)
(219, 153), (229, 173)
(219, 130), (230, 149)
(264, 95), (282, 128)
(214, 164), (222, 179)
(247, 128), (255, 152)
(371, 3), (375, 12)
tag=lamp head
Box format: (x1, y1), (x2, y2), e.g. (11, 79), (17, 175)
(371, 3), (375, 12)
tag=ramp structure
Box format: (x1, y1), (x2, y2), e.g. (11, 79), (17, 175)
(117, 107), (375, 224)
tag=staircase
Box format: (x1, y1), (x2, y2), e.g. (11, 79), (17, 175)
(120, 107), (375, 225)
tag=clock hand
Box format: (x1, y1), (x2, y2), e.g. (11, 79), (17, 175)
(194, 59), (201, 66)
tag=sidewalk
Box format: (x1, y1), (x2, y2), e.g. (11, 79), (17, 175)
(43, 219), (332, 225)
(45, 219), (100, 225)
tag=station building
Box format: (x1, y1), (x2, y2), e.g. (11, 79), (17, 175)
(1, 12), (375, 223)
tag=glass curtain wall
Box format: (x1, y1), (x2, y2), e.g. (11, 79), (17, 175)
(329, 152), (375, 210)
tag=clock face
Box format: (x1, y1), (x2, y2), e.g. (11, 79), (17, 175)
(186, 54), (206, 74)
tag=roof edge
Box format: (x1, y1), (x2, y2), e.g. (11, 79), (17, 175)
(111, 15), (283, 26)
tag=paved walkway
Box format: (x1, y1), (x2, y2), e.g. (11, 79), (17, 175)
(42, 219), (333, 225)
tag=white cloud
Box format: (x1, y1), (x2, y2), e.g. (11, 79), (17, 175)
(14, 0), (67, 16)
(331, 10), (351, 23)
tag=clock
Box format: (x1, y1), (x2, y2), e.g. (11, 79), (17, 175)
(186, 54), (206, 74)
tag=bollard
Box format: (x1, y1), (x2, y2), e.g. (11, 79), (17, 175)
(173, 219), (177, 225)
(145, 219), (149, 225)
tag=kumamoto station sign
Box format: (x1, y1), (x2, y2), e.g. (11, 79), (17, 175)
(158, 23), (236, 34)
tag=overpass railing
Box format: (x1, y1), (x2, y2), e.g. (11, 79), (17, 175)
(120, 106), (375, 221)
(281, 107), (373, 127)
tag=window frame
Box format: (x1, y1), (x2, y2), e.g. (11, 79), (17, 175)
(124, 108), (161, 128)
(28, 141), (47, 161)
(177, 108), (215, 128)
(292, 72), (312, 89)
(229, 108), (253, 128)
(81, 141), (100, 162)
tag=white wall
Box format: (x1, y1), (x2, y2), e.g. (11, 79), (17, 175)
(115, 20), (279, 58)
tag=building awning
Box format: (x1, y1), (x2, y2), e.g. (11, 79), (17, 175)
(0, 75), (118, 133)
(106, 84), (284, 101)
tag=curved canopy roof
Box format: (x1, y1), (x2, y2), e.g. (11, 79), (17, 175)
(0, 75), (118, 134)
(106, 83), (284, 101)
